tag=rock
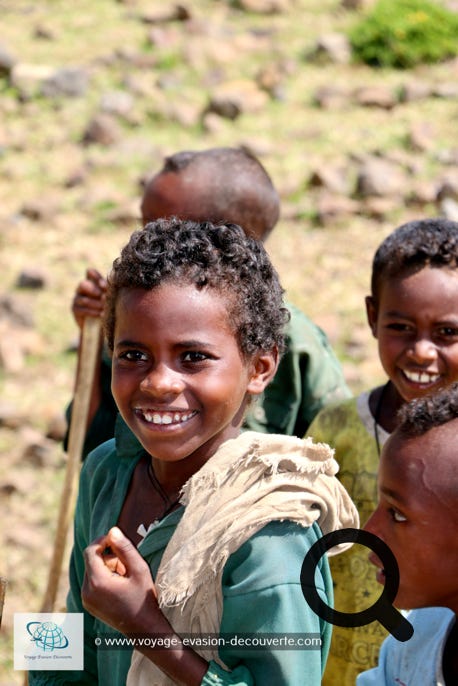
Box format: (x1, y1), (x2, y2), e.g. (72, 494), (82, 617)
(105, 200), (141, 226)
(407, 122), (435, 152)
(440, 198), (458, 221)
(308, 33), (351, 65)
(46, 414), (68, 442)
(140, 4), (192, 24)
(408, 181), (438, 205)
(255, 63), (287, 99)
(0, 295), (34, 328)
(20, 198), (59, 222)
(33, 25), (57, 40)
(354, 86), (397, 109)
(82, 113), (122, 146)
(435, 149), (458, 166)
(10, 63), (55, 99)
(399, 80), (434, 103)
(313, 86), (350, 109)
(0, 402), (26, 430)
(315, 192), (359, 225)
(355, 156), (408, 198)
(16, 268), (48, 290)
(0, 43), (16, 76)
(234, 0), (291, 14)
(437, 171), (458, 201)
(100, 90), (135, 118)
(205, 79), (269, 119)
(308, 165), (351, 195)
(341, 0), (376, 8)
(0, 324), (25, 372)
(20, 428), (51, 468)
(361, 197), (401, 220)
(433, 82), (458, 99)
(41, 66), (90, 98)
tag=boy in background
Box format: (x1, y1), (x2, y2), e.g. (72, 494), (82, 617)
(308, 217), (458, 684)
(358, 384), (458, 685)
(69, 146), (350, 457)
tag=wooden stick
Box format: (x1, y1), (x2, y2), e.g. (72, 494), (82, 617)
(0, 576), (7, 629)
(40, 316), (102, 613)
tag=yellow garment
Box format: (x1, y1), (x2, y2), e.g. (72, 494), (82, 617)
(308, 392), (390, 686)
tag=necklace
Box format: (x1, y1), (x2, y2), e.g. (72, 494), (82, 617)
(147, 460), (182, 520)
(373, 381), (391, 457)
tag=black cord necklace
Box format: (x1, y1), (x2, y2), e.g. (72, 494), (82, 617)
(373, 381), (391, 458)
(147, 460), (182, 520)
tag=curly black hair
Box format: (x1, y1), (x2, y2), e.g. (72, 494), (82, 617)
(396, 382), (458, 438)
(104, 218), (290, 358)
(371, 218), (458, 302)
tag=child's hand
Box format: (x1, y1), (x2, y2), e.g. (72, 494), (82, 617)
(82, 526), (159, 635)
(72, 268), (107, 331)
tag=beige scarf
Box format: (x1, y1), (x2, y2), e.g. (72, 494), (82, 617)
(127, 432), (359, 686)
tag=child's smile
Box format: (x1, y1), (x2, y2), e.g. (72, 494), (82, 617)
(367, 266), (458, 403)
(111, 283), (264, 477)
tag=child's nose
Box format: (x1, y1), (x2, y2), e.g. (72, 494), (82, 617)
(407, 337), (437, 362)
(140, 364), (183, 396)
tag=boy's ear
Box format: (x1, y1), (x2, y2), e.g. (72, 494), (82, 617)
(247, 348), (279, 396)
(365, 296), (378, 337)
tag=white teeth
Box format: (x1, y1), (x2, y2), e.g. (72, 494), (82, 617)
(139, 410), (195, 425)
(404, 370), (440, 384)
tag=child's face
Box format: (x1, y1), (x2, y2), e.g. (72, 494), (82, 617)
(364, 424), (458, 612)
(111, 283), (275, 471)
(366, 266), (458, 403)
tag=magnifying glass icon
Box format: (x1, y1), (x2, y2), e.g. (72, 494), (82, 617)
(300, 528), (413, 642)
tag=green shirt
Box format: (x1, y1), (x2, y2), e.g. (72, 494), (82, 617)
(31, 422), (333, 686)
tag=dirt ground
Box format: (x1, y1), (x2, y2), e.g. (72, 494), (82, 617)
(1, 1), (457, 683)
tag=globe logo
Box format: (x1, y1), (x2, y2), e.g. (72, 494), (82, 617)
(27, 621), (69, 652)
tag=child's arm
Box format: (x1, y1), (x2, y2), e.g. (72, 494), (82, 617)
(82, 527), (209, 686)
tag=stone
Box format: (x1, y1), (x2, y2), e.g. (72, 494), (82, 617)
(355, 156), (408, 198)
(41, 66), (90, 98)
(440, 198), (458, 221)
(100, 90), (135, 117)
(399, 80), (434, 103)
(308, 33), (351, 65)
(313, 86), (350, 109)
(0, 43), (16, 76)
(141, 4), (192, 24)
(315, 192), (359, 225)
(354, 86), (397, 109)
(407, 122), (435, 152)
(10, 63), (55, 99)
(205, 79), (269, 119)
(433, 82), (458, 99)
(308, 165), (350, 195)
(82, 113), (122, 146)
(437, 171), (458, 200)
(46, 414), (68, 442)
(16, 268), (48, 290)
(20, 198), (58, 222)
(234, 0), (291, 14)
(361, 197), (401, 220)
(0, 295), (34, 328)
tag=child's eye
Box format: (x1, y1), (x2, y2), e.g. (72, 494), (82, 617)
(389, 508), (407, 523)
(182, 351), (209, 363)
(437, 326), (458, 338)
(386, 322), (412, 333)
(119, 350), (148, 362)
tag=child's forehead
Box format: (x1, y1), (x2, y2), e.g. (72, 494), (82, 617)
(384, 424), (458, 505)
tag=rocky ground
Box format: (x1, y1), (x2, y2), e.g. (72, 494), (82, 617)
(1, 0), (457, 682)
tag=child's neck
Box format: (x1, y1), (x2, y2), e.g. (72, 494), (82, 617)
(369, 381), (405, 434)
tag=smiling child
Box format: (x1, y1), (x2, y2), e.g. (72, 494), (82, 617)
(358, 384), (458, 685)
(30, 219), (358, 686)
(308, 217), (458, 684)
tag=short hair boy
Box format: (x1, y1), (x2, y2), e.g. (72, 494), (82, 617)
(69, 146), (350, 457)
(357, 383), (458, 685)
(308, 217), (458, 684)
